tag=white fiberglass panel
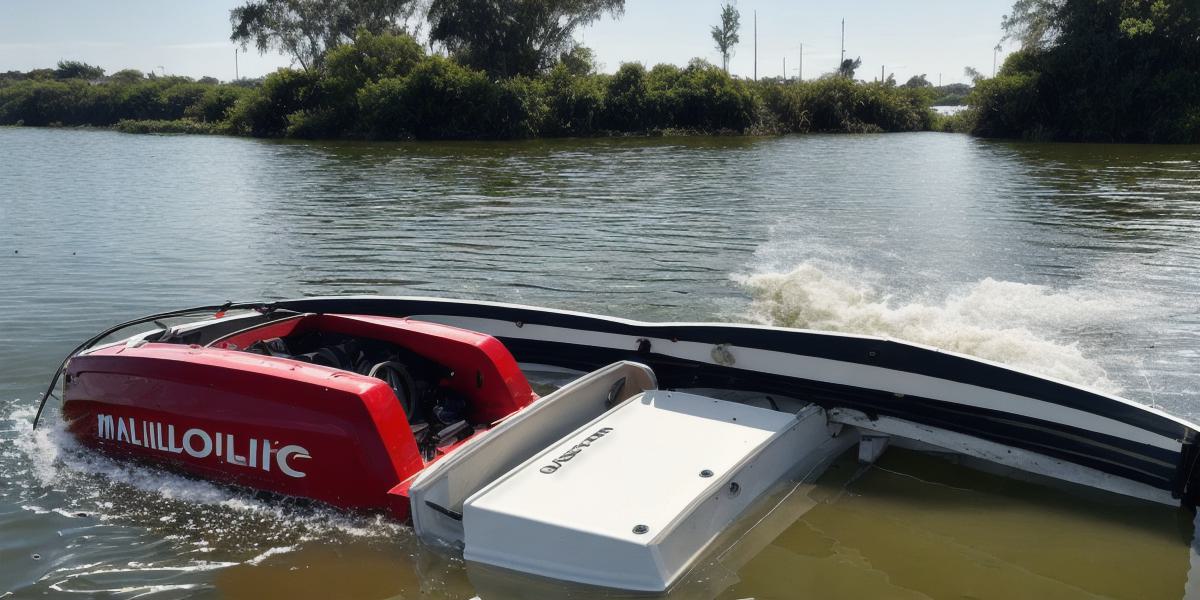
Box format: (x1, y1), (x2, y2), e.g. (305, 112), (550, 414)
(462, 390), (808, 591)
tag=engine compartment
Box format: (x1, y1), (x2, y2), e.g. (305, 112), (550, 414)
(243, 331), (474, 460)
(206, 313), (538, 462)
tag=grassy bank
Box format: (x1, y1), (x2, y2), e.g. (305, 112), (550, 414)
(113, 119), (219, 135)
(0, 34), (935, 141)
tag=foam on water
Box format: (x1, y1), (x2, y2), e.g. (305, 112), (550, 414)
(3, 403), (407, 550)
(734, 261), (1126, 394)
(1, 402), (464, 597)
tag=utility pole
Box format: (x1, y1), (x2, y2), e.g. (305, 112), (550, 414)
(754, 11), (758, 81)
(938, 72), (942, 86)
(234, 48), (239, 80)
(881, 65), (885, 82)
(799, 42), (803, 81)
(993, 43), (1001, 77)
(840, 19), (845, 65)
(783, 56), (786, 80)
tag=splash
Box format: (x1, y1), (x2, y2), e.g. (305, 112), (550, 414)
(3, 404), (407, 550)
(734, 262), (1124, 394)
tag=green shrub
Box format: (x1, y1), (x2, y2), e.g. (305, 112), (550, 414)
(659, 60), (756, 131)
(356, 77), (408, 138)
(967, 2), (1200, 143)
(932, 109), (978, 133)
(109, 69), (146, 85)
(754, 81), (810, 133)
(159, 83), (210, 119)
(968, 73), (1040, 139)
(115, 119), (216, 134)
(359, 57), (498, 139)
(0, 79), (103, 125)
(492, 76), (547, 139)
(325, 31), (426, 95)
(113, 83), (168, 121)
(226, 69), (319, 137)
(601, 63), (649, 131)
(3, 45), (942, 139)
(285, 108), (346, 139)
(184, 86), (246, 122)
(55, 60), (104, 80)
(541, 65), (605, 136)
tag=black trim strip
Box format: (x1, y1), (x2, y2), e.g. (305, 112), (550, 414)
(494, 336), (1179, 488)
(272, 297), (1191, 441)
(425, 500), (464, 521)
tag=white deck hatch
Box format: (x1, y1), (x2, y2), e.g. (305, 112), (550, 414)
(461, 389), (832, 591)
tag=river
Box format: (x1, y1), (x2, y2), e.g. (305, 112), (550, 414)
(1, 127), (1199, 599)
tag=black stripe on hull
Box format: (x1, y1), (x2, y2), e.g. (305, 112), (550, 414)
(267, 296), (1199, 501)
(495, 336), (1179, 491)
(273, 297), (1193, 441)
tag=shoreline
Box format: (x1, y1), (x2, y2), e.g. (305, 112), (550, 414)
(1, 120), (948, 140)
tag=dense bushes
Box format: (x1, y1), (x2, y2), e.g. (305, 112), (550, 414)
(0, 76), (248, 127)
(968, 0), (1200, 142)
(364, 57), (499, 138)
(969, 66), (1041, 139)
(1, 32), (935, 139)
(114, 119), (218, 134)
(225, 69), (319, 137)
(752, 77), (933, 134)
(970, 45), (1200, 142)
(540, 65), (604, 136)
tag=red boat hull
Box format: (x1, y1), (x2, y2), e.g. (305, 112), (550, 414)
(61, 315), (536, 519)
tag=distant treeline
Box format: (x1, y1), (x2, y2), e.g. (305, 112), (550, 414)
(947, 0), (1200, 143)
(0, 35), (937, 140)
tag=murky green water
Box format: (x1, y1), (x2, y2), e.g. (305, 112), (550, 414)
(2, 127), (1200, 598)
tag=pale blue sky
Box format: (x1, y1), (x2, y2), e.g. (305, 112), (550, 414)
(0, 0), (1013, 85)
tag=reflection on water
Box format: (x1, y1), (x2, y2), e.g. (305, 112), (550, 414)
(729, 451), (1189, 600)
(2, 128), (1200, 598)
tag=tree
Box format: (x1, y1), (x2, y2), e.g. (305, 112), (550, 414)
(963, 66), (984, 83)
(109, 69), (146, 84)
(229, 0), (419, 72)
(55, 60), (105, 80)
(710, 2), (740, 73)
(837, 56), (861, 78)
(558, 44), (597, 76)
(972, 0), (1200, 142)
(325, 30), (425, 94)
(902, 74), (931, 88)
(427, 0), (624, 78)
(1001, 0), (1064, 49)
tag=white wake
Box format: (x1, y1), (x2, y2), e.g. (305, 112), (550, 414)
(734, 261), (1125, 394)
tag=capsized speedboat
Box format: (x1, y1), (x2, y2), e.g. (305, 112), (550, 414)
(34, 296), (1200, 592)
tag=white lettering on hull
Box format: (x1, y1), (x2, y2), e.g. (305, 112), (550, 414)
(96, 413), (309, 478)
(98, 414), (115, 439)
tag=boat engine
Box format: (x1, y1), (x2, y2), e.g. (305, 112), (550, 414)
(245, 335), (474, 459)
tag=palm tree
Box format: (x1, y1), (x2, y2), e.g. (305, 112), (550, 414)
(837, 56), (861, 78)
